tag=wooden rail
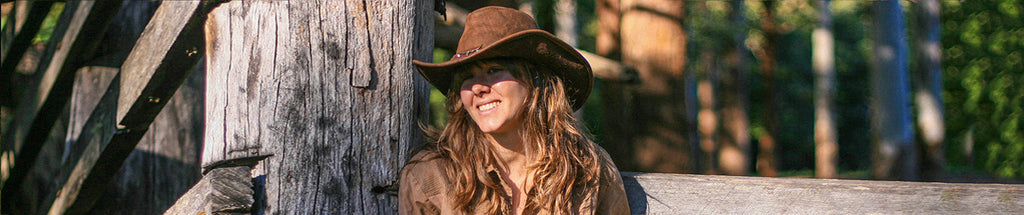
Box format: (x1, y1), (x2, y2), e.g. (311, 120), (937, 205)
(164, 169), (1023, 214)
(622, 172), (1023, 214)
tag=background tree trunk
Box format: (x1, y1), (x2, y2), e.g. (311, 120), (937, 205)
(752, 0), (778, 177)
(202, 1), (431, 214)
(871, 0), (917, 181)
(618, 0), (691, 173)
(912, 0), (945, 181)
(594, 0), (639, 170)
(813, 0), (838, 179)
(718, 0), (751, 176)
(554, 0), (577, 47)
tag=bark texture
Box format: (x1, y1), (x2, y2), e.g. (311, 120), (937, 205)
(203, 1), (431, 213)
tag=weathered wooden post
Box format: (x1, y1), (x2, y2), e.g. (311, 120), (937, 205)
(202, 0), (432, 213)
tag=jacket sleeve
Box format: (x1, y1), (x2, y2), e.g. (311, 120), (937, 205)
(398, 162), (441, 215)
(595, 147), (632, 215)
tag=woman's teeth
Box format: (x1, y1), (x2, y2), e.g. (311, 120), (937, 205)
(479, 101), (501, 111)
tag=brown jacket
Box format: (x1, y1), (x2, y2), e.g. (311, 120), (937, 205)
(398, 147), (631, 215)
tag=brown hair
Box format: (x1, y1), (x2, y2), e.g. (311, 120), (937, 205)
(424, 58), (602, 214)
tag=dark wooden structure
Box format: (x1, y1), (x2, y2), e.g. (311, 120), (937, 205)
(2, 1), (1022, 215)
(1, 1), (208, 214)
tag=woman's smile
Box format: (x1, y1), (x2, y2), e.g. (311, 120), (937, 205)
(477, 100), (501, 112)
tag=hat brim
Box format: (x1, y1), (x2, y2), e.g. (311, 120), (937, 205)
(413, 29), (593, 111)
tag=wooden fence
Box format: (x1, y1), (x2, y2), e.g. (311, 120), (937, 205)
(1, 1), (1021, 215)
(1, 1), (211, 214)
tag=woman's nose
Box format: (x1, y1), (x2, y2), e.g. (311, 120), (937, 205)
(471, 82), (490, 96)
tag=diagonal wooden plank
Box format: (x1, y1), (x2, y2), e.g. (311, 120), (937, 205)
(44, 1), (226, 214)
(117, 0), (226, 129)
(0, 0), (122, 209)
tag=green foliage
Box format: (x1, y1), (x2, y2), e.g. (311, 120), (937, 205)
(942, 0), (1024, 178)
(428, 49), (453, 130)
(33, 3), (63, 45)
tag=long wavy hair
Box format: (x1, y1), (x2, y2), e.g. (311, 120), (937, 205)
(423, 58), (602, 214)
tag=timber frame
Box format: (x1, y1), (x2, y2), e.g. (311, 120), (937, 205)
(1, 1), (1021, 214)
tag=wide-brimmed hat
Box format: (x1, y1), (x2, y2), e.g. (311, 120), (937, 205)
(413, 6), (593, 111)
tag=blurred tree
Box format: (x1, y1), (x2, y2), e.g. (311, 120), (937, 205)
(813, 0), (838, 179)
(719, 0), (752, 176)
(593, 0), (640, 170)
(753, 0), (778, 176)
(690, 1), (719, 174)
(615, 0), (692, 173)
(912, 0), (946, 181)
(555, 0), (577, 46)
(870, 0), (918, 181)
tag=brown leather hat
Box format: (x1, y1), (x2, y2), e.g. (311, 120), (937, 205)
(413, 6), (593, 111)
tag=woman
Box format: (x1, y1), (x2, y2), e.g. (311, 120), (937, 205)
(400, 6), (630, 215)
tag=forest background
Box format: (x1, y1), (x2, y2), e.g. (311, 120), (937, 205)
(424, 0), (1023, 181)
(2, 0), (1021, 181)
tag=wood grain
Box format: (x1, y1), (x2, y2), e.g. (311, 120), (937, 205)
(164, 166), (254, 215)
(622, 172), (1023, 214)
(203, 0), (432, 213)
(42, 1), (217, 214)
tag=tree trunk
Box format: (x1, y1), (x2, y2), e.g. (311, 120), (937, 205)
(813, 0), (838, 179)
(754, 0), (778, 177)
(718, 0), (751, 176)
(203, 0), (431, 214)
(554, 0), (577, 47)
(594, 0), (638, 170)
(871, 0), (917, 181)
(697, 55), (717, 175)
(618, 0), (691, 173)
(912, 0), (945, 181)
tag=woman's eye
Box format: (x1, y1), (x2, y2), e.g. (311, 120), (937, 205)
(488, 68), (503, 74)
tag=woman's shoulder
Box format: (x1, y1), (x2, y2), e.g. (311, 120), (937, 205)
(591, 145), (623, 183)
(402, 148), (447, 175)
(400, 148), (452, 198)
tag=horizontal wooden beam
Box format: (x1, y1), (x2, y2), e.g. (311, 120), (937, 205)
(579, 50), (639, 84)
(622, 172), (1024, 214)
(164, 166), (255, 215)
(165, 155), (271, 215)
(44, 1), (224, 214)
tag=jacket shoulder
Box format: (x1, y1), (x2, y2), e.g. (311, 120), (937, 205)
(401, 149), (450, 197)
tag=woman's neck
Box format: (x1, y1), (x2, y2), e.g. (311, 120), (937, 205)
(486, 129), (527, 169)
(486, 129), (531, 215)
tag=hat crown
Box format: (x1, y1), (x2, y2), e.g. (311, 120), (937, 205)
(456, 7), (538, 58)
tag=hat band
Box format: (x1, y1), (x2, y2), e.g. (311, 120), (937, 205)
(453, 46), (482, 59)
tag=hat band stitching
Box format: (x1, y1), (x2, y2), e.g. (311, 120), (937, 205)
(453, 46), (482, 59)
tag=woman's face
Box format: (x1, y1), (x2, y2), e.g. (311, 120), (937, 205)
(457, 61), (530, 134)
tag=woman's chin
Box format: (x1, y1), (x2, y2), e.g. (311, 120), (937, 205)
(478, 124), (512, 135)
